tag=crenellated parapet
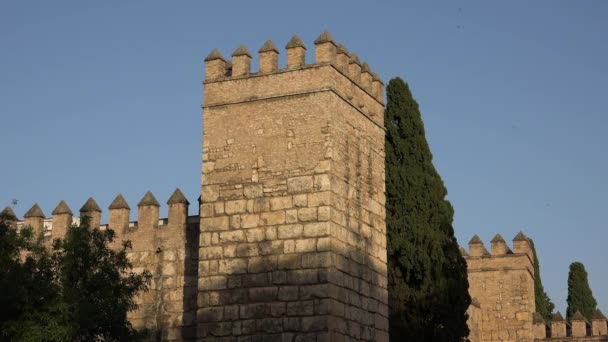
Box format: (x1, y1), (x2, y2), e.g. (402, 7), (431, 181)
(14, 189), (197, 243)
(530, 310), (608, 340)
(13, 189), (200, 340)
(464, 232), (608, 342)
(464, 231), (536, 341)
(203, 31), (385, 126)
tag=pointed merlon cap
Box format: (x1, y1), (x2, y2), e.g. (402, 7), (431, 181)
(337, 43), (349, 56)
(469, 234), (483, 244)
(593, 309), (607, 320)
(232, 45), (252, 57)
(167, 188), (190, 205)
(138, 191), (160, 207)
(361, 62), (371, 74)
(259, 40), (279, 53)
(482, 246), (491, 255)
(109, 194), (130, 210)
(371, 72), (384, 85)
(553, 312), (565, 322)
(349, 53), (361, 65)
(533, 312), (545, 324)
(513, 231), (529, 241)
(459, 246), (469, 256)
(52, 200), (73, 215)
(314, 31), (336, 46)
(1, 206), (16, 218)
(204, 48), (226, 62)
(491, 234), (506, 243)
(80, 197), (101, 213)
(24, 203), (45, 218)
(572, 310), (586, 321)
(286, 35), (306, 50)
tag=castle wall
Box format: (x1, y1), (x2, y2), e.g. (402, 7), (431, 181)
(125, 216), (199, 341)
(465, 234), (536, 342)
(17, 192), (199, 342)
(198, 33), (387, 341)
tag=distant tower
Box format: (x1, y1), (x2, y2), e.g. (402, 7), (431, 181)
(464, 232), (536, 342)
(199, 32), (388, 341)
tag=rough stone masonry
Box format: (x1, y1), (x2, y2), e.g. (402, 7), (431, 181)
(198, 32), (388, 341)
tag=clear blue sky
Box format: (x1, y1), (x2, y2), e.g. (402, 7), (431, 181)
(1, 1), (606, 314)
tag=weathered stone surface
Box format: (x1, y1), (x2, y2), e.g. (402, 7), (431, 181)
(198, 34), (387, 342)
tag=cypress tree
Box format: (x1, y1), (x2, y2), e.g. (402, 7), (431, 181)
(566, 262), (597, 322)
(529, 238), (555, 322)
(385, 77), (471, 341)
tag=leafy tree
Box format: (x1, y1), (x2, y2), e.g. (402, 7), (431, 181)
(385, 77), (471, 341)
(0, 208), (59, 341)
(566, 261), (597, 322)
(529, 238), (555, 322)
(0, 210), (150, 341)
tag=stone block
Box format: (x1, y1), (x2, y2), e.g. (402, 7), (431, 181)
(265, 226), (277, 240)
(248, 256), (278, 273)
(219, 259), (247, 274)
(278, 286), (299, 301)
(201, 185), (219, 202)
(278, 254), (301, 269)
(201, 203), (214, 217)
(241, 214), (260, 228)
(287, 176), (314, 193)
(287, 301), (314, 316)
(259, 241), (284, 255)
(249, 286), (278, 302)
(236, 243), (259, 257)
(302, 252), (333, 268)
(197, 307), (223, 322)
(201, 216), (229, 231)
(214, 201), (225, 215)
(229, 215), (241, 229)
(303, 222), (330, 237)
(200, 246), (223, 260)
(244, 184), (263, 199)
(295, 239), (317, 253)
(270, 196), (293, 210)
(293, 194), (308, 207)
(307, 191), (331, 207)
(287, 269), (318, 284)
(260, 211), (286, 225)
(219, 230), (244, 243)
(297, 208), (317, 222)
(286, 209), (298, 223)
(225, 199), (247, 214)
(246, 228), (266, 242)
(314, 174), (331, 191)
(198, 276), (227, 290)
(277, 224), (303, 239)
(318, 206), (331, 221)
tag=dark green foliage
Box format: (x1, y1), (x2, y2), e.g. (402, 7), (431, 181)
(385, 77), (471, 341)
(566, 262), (597, 322)
(0, 212), (151, 341)
(529, 238), (555, 322)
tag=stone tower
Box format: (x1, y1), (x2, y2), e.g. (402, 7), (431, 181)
(198, 32), (388, 341)
(464, 232), (536, 342)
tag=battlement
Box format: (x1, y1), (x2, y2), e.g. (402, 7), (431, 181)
(464, 231), (535, 277)
(14, 189), (195, 248)
(532, 310), (608, 341)
(465, 231), (537, 341)
(203, 31), (384, 128)
(10, 188), (200, 339)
